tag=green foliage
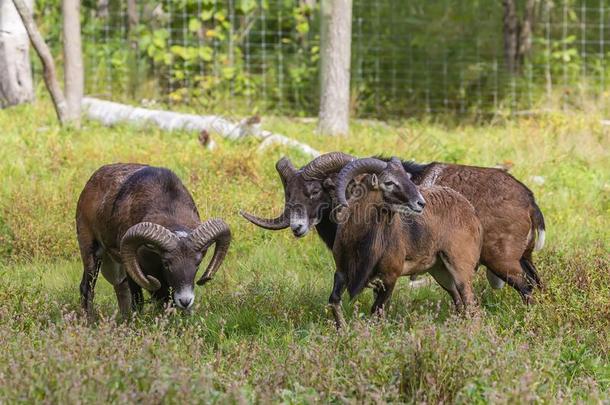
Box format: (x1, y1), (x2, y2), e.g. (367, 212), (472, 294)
(0, 101), (608, 402)
(79, 0), (320, 112)
(32, 0), (610, 116)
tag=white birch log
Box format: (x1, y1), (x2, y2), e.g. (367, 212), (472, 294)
(0, 0), (34, 107)
(81, 97), (320, 157)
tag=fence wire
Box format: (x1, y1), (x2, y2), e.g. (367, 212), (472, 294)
(66, 0), (610, 117)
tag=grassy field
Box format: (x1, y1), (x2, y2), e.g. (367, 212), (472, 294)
(0, 101), (608, 403)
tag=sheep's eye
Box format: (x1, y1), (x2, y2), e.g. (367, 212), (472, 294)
(383, 181), (395, 188)
(310, 189), (321, 198)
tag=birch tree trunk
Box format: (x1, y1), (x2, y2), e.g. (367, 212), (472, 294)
(63, 0), (83, 126)
(0, 0), (34, 108)
(317, 0), (352, 136)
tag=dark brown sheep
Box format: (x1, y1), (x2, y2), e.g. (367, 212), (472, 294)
(406, 161), (545, 302)
(76, 163), (231, 318)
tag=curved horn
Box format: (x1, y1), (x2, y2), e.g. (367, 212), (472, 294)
(188, 218), (232, 285)
(276, 157), (297, 186)
(302, 152), (355, 180)
(335, 158), (388, 207)
(239, 209), (289, 230)
(120, 222), (178, 291)
(240, 157), (294, 230)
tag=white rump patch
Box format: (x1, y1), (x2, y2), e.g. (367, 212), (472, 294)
(175, 231), (188, 238)
(535, 229), (546, 251)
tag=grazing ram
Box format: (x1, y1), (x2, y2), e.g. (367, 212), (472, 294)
(76, 163), (231, 318)
(327, 157), (482, 328)
(241, 153), (545, 303)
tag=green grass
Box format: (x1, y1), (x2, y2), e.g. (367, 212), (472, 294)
(0, 100), (608, 403)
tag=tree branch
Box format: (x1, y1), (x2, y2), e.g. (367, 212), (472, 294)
(11, 0), (68, 124)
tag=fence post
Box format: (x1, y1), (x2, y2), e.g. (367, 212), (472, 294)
(317, 0), (352, 136)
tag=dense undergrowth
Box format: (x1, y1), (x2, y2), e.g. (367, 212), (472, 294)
(0, 101), (608, 402)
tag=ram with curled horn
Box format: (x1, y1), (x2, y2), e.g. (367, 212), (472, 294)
(242, 149), (546, 304)
(240, 152), (354, 248)
(328, 157), (483, 328)
(76, 163), (231, 318)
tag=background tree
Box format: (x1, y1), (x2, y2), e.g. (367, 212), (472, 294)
(317, 0), (352, 135)
(63, 0), (83, 126)
(0, 0), (34, 108)
(11, 0), (68, 123)
(503, 0), (537, 74)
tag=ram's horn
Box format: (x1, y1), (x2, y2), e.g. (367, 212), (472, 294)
(302, 152), (355, 180)
(120, 222), (178, 291)
(188, 219), (232, 285)
(335, 158), (388, 207)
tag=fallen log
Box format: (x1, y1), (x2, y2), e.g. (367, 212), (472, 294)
(82, 97), (320, 157)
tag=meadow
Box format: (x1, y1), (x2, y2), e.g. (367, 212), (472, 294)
(0, 100), (608, 403)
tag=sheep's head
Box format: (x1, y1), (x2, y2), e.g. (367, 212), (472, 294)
(120, 219), (231, 310)
(240, 152), (354, 237)
(335, 157), (426, 215)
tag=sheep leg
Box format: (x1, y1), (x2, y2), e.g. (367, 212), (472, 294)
(78, 237), (101, 320)
(113, 277), (133, 319)
(328, 271), (347, 329)
(487, 260), (535, 304)
(127, 277), (144, 311)
(439, 254), (476, 312)
(455, 276), (476, 311)
(428, 266), (463, 309)
(370, 279), (396, 317)
(520, 250), (543, 289)
(486, 268), (506, 289)
(367, 278), (385, 290)
(481, 224), (538, 301)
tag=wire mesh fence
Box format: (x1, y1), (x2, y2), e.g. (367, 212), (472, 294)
(48, 0), (610, 117)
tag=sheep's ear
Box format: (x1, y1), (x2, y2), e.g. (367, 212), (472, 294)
(323, 177), (335, 190)
(370, 174), (379, 189)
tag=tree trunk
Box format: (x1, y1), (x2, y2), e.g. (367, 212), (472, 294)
(127, 0), (138, 31)
(63, 0), (83, 126)
(0, 0), (34, 108)
(519, 0), (536, 63)
(11, 0), (68, 124)
(503, 0), (519, 74)
(96, 0), (109, 18)
(503, 0), (537, 75)
(317, 0), (352, 136)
